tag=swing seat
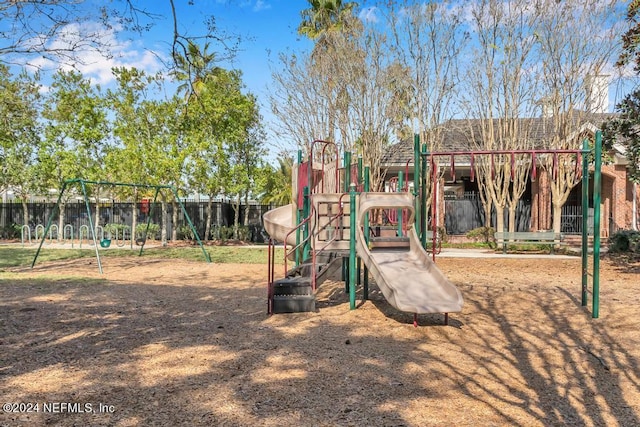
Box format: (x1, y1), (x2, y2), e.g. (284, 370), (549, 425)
(100, 239), (112, 248)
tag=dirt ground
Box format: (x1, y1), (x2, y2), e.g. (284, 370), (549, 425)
(0, 253), (639, 427)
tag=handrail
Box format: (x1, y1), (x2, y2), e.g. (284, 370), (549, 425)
(320, 141), (340, 194)
(267, 238), (276, 314)
(283, 202), (316, 275)
(311, 192), (349, 290)
(309, 139), (340, 195)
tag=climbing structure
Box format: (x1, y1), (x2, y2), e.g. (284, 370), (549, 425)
(264, 139), (463, 325)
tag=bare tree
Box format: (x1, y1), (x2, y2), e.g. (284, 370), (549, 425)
(461, 0), (541, 234)
(385, 0), (467, 150)
(383, 0), (468, 222)
(268, 50), (337, 153)
(334, 22), (411, 191)
(535, 0), (624, 234)
(269, 13), (407, 192)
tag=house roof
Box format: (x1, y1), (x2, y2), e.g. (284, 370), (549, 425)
(383, 113), (618, 167)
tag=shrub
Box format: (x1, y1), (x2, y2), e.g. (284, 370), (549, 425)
(0, 223), (22, 239)
(210, 225), (251, 242)
(466, 226), (497, 247)
(608, 230), (640, 253)
(135, 223), (160, 240)
(177, 225), (195, 241)
(104, 223), (130, 236)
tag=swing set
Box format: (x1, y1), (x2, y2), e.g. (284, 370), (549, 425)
(31, 178), (211, 273)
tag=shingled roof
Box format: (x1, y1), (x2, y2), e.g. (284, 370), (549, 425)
(382, 113), (616, 167)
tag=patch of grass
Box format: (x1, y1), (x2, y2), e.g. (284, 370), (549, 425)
(0, 245), (284, 269)
(442, 242), (495, 249)
(0, 247), (94, 269)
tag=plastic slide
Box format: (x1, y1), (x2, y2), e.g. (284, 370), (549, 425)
(263, 204), (296, 245)
(356, 193), (464, 314)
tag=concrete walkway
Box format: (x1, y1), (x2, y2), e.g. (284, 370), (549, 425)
(436, 247), (578, 259)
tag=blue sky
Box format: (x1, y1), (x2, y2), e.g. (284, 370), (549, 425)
(135, 0), (312, 97)
(2, 0), (634, 156)
(2, 0), (314, 155)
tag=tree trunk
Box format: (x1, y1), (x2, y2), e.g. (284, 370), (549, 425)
(495, 205), (506, 234)
(483, 201), (492, 228)
(233, 194), (241, 240)
(161, 198), (168, 247)
(58, 200), (66, 241)
(205, 197), (213, 242)
(243, 193), (250, 227)
(552, 202), (563, 235)
(171, 200), (178, 241)
(22, 199), (29, 234)
(508, 206), (517, 233)
(131, 200), (137, 248)
(94, 198), (100, 236)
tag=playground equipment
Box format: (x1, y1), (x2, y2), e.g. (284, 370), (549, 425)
(264, 132), (603, 323)
(264, 139), (464, 326)
(31, 179), (210, 273)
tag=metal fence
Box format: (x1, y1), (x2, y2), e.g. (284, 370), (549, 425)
(444, 192), (531, 235)
(2, 195), (617, 241)
(0, 200), (276, 243)
(560, 205), (617, 236)
(444, 195), (613, 237)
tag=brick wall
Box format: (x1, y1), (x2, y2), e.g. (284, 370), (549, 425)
(603, 164), (631, 234)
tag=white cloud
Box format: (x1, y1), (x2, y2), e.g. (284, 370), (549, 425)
(359, 7), (379, 24)
(20, 21), (164, 87)
(253, 1), (271, 12)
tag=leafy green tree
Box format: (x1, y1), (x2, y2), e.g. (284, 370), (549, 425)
(602, 90), (640, 183)
(0, 65), (42, 226)
(171, 40), (223, 102)
(173, 41), (253, 241)
(225, 118), (267, 239)
(107, 67), (187, 244)
(258, 155), (294, 206)
(618, 0), (640, 72)
(40, 69), (109, 233)
(298, 0), (357, 41)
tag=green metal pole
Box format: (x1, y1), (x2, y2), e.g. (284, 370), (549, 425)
(139, 187), (160, 257)
(581, 139), (590, 306)
(398, 171), (404, 237)
(349, 183), (357, 310)
(593, 131), (602, 318)
(296, 149), (302, 266)
(343, 151), (351, 292)
(357, 156), (363, 190)
(357, 156), (363, 286)
(344, 151), (352, 193)
(302, 186), (310, 261)
(414, 134), (421, 237)
(171, 186), (211, 263)
(421, 144), (428, 249)
(80, 179), (103, 274)
(32, 181), (68, 269)
(363, 166), (370, 300)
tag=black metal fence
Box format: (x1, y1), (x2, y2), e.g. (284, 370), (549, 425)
(2, 195), (611, 241)
(0, 200), (276, 243)
(444, 192), (531, 235)
(444, 192), (611, 236)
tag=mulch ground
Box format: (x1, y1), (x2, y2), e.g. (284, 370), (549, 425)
(0, 254), (639, 426)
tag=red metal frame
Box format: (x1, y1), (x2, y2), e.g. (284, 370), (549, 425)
(309, 139), (340, 195)
(311, 192), (349, 290)
(267, 238), (276, 314)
